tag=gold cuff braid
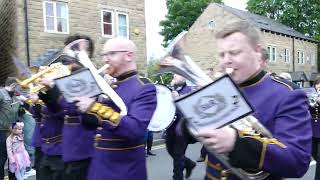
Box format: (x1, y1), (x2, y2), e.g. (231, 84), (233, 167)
(90, 102), (121, 124)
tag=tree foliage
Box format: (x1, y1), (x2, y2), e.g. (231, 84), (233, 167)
(247, 0), (320, 41)
(147, 57), (173, 85)
(160, 0), (223, 47)
(247, 0), (320, 70)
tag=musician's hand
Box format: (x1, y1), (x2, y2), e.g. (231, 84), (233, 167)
(40, 76), (55, 88)
(28, 93), (39, 104)
(172, 90), (179, 97)
(72, 96), (95, 113)
(195, 126), (237, 154)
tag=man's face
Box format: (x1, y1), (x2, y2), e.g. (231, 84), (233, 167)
(217, 32), (263, 84)
(101, 46), (128, 77)
(7, 83), (18, 92)
(172, 74), (186, 85)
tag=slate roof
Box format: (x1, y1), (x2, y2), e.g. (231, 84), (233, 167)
(308, 72), (320, 82)
(30, 49), (60, 67)
(217, 4), (316, 42)
(289, 71), (308, 82)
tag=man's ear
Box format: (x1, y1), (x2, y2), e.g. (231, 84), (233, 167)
(125, 52), (134, 62)
(254, 44), (266, 62)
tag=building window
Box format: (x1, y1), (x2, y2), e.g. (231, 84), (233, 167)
(267, 46), (276, 62)
(43, 1), (69, 33)
(101, 10), (129, 38)
(297, 51), (304, 64)
(101, 10), (114, 36)
(284, 48), (290, 63)
(117, 13), (129, 38)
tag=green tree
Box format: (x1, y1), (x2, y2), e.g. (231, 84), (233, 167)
(247, 0), (320, 70)
(247, 0), (320, 40)
(160, 0), (223, 47)
(147, 57), (173, 85)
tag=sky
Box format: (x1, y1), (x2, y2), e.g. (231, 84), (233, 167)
(145, 0), (248, 59)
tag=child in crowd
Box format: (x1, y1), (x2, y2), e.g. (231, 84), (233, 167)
(6, 122), (31, 180)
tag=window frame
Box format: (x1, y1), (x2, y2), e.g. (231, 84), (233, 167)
(116, 12), (129, 38)
(297, 51), (305, 64)
(267, 45), (277, 62)
(101, 10), (115, 37)
(43, 1), (69, 34)
(284, 48), (290, 63)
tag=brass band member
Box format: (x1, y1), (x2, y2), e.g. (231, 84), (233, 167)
(193, 21), (312, 180)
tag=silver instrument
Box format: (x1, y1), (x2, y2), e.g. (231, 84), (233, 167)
(302, 87), (319, 107)
(157, 31), (270, 180)
(62, 39), (128, 116)
(148, 84), (176, 131)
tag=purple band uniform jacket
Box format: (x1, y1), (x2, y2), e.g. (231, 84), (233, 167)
(39, 106), (64, 156)
(59, 97), (95, 162)
(309, 104), (320, 138)
(29, 104), (44, 148)
(87, 74), (157, 180)
(205, 71), (312, 180)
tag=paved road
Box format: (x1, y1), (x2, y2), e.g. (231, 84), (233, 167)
(23, 141), (316, 180)
(147, 143), (206, 180)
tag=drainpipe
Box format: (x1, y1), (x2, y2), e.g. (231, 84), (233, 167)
(292, 37), (295, 72)
(24, 0), (30, 66)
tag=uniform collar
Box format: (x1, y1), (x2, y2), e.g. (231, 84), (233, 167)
(115, 70), (138, 81)
(239, 70), (267, 88)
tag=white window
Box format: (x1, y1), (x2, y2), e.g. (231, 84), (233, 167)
(43, 1), (69, 33)
(101, 10), (114, 36)
(284, 48), (290, 63)
(117, 13), (129, 38)
(267, 46), (277, 62)
(101, 10), (129, 38)
(297, 51), (304, 64)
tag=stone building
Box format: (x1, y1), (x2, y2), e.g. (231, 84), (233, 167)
(181, 3), (318, 79)
(0, 0), (147, 85)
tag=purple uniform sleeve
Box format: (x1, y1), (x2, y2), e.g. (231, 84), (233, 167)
(102, 84), (157, 142)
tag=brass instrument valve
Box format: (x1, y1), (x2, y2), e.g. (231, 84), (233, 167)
(89, 102), (121, 124)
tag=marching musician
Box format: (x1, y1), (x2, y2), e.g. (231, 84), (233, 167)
(310, 77), (320, 180)
(191, 21), (312, 179)
(35, 87), (65, 180)
(38, 35), (96, 180)
(25, 93), (44, 180)
(165, 74), (196, 180)
(73, 38), (157, 180)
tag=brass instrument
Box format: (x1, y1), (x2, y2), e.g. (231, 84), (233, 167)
(62, 39), (127, 116)
(17, 63), (71, 93)
(157, 31), (270, 180)
(309, 97), (319, 107)
(302, 88), (319, 107)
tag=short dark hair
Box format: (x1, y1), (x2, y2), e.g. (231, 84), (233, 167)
(64, 34), (95, 58)
(5, 77), (17, 87)
(216, 21), (263, 47)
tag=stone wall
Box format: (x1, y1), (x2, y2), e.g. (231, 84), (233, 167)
(16, 0), (147, 72)
(0, 0), (17, 86)
(183, 3), (318, 76)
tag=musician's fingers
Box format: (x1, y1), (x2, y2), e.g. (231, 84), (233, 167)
(194, 129), (217, 138)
